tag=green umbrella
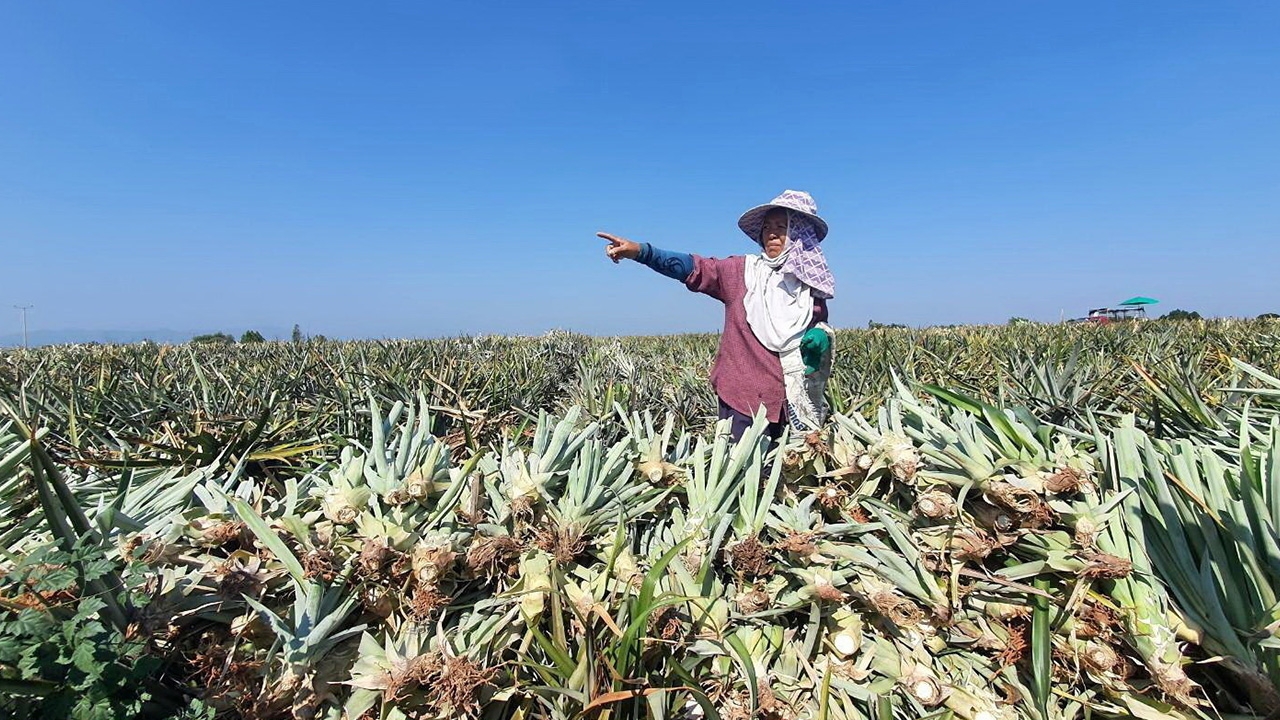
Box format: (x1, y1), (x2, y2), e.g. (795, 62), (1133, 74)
(1119, 296), (1159, 306)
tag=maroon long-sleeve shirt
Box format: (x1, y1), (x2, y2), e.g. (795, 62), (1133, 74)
(685, 255), (828, 423)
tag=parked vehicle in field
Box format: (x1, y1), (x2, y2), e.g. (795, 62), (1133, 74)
(1070, 296), (1159, 324)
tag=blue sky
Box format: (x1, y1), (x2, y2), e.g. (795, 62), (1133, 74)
(3, 1), (1278, 340)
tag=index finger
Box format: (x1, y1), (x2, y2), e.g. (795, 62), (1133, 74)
(596, 231), (622, 243)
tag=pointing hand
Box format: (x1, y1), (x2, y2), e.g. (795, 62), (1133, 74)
(598, 232), (641, 264)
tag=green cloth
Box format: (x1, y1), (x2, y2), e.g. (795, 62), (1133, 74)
(800, 327), (831, 375)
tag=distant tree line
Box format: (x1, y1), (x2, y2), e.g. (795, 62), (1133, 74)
(190, 326), (328, 345)
(184, 314), (1274, 347)
(1154, 310), (1276, 321)
(190, 332), (236, 345)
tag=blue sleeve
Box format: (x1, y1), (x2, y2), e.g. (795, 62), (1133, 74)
(636, 243), (693, 282)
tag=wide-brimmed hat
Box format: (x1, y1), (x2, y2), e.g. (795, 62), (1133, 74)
(737, 189), (829, 244)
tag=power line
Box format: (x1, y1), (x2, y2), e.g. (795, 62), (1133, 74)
(13, 305), (32, 349)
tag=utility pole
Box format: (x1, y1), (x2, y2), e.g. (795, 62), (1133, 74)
(13, 305), (32, 349)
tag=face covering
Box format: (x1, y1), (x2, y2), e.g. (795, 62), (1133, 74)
(743, 212), (829, 352)
(780, 215), (834, 300)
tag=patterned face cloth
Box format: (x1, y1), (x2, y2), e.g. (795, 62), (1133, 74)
(782, 214), (835, 300)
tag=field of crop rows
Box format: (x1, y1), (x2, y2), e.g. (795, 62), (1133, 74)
(2, 319), (1279, 719)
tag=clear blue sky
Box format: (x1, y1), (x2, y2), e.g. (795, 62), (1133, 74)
(4, 1), (1278, 340)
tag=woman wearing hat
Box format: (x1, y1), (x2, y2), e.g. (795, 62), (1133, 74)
(598, 190), (836, 440)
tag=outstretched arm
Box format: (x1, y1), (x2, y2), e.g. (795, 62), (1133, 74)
(598, 232), (693, 282)
(636, 243), (693, 281)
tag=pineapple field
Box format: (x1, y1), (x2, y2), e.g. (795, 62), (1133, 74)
(2, 319), (1280, 720)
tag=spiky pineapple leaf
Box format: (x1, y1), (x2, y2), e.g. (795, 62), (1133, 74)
(227, 495), (306, 584)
